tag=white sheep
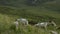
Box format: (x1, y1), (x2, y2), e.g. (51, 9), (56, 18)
(34, 22), (48, 30)
(17, 18), (28, 26)
(34, 21), (57, 30)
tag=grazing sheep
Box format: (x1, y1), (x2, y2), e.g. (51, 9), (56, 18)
(49, 30), (58, 34)
(17, 18), (28, 26)
(34, 21), (57, 30)
(34, 22), (48, 30)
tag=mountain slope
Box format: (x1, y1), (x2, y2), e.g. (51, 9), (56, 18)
(0, 6), (60, 34)
(0, 0), (60, 34)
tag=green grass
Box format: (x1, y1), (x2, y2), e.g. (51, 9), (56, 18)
(0, 6), (60, 34)
(0, 14), (50, 34)
(0, 0), (60, 34)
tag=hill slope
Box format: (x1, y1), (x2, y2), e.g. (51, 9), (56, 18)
(0, 6), (60, 24)
(0, 7), (60, 34)
(0, 0), (60, 34)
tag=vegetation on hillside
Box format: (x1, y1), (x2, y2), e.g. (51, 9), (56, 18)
(0, 0), (60, 34)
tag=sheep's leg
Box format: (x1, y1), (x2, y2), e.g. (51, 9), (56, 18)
(26, 22), (28, 25)
(25, 21), (28, 26)
(45, 27), (47, 31)
(45, 25), (49, 34)
(44, 27), (48, 34)
(22, 22), (27, 26)
(45, 25), (47, 31)
(16, 24), (19, 31)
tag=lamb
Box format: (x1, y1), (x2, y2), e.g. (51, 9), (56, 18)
(10, 18), (28, 31)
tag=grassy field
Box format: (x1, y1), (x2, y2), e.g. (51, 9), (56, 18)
(0, 0), (60, 34)
(0, 6), (60, 34)
(0, 14), (51, 34)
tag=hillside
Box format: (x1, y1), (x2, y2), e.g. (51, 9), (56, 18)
(0, 0), (60, 34)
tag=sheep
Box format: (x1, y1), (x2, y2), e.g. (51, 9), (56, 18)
(34, 21), (57, 30)
(17, 18), (28, 26)
(34, 22), (48, 30)
(10, 18), (28, 31)
(49, 30), (58, 34)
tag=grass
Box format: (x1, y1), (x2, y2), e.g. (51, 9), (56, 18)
(0, 0), (60, 33)
(0, 6), (60, 34)
(0, 14), (48, 34)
